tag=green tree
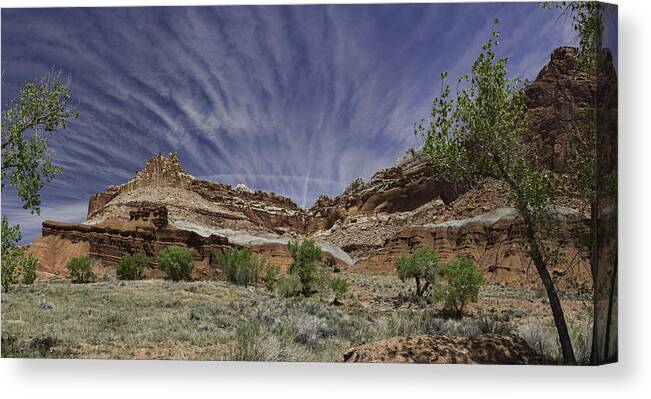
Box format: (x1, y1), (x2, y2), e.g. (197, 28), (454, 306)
(1, 212), (25, 292)
(158, 245), (194, 281)
(215, 248), (264, 287)
(116, 251), (151, 280)
(394, 246), (439, 297)
(1, 216), (22, 254)
(264, 263), (281, 291)
(13, 247), (38, 285)
(67, 256), (95, 284)
(435, 257), (484, 317)
(541, 2), (603, 69)
(1, 69), (78, 283)
(1, 214), (36, 292)
(542, 0), (617, 366)
(19, 251), (38, 285)
(416, 26), (576, 364)
(2, 69), (79, 214)
(287, 239), (322, 296)
(1, 258), (17, 292)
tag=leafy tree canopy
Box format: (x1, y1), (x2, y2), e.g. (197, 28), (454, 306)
(395, 246), (439, 297)
(2, 69), (79, 214)
(287, 239), (322, 295)
(436, 257), (484, 317)
(416, 23), (576, 364)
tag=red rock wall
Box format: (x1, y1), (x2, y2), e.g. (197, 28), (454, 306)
(306, 157), (469, 232)
(40, 220), (232, 270)
(352, 212), (591, 289)
(525, 47), (595, 172)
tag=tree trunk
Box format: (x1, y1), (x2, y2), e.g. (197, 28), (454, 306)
(524, 215), (577, 365)
(590, 200), (599, 365)
(421, 281), (430, 296)
(456, 302), (464, 318)
(604, 256), (617, 359)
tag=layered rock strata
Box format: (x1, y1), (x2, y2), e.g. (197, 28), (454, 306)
(351, 207), (591, 290)
(29, 46), (610, 289)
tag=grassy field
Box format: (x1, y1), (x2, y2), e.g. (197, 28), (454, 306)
(1, 272), (593, 363)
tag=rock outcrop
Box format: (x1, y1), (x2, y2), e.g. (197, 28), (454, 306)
(30, 204), (232, 279)
(31, 156), (353, 275)
(526, 46), (596, 172)
(342, 334), (542, 364)
(88, 153), (306, 235)
(29, 46), (609, 290)
(306, 148), (468, 232)
(351, 207), (591, 289)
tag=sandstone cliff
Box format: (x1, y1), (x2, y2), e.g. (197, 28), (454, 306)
(29, 46), (606, 289)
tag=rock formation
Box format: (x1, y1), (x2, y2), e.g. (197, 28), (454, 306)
(306, 148), (468, 232)
(351, 206), (590, 290)
(30, 154), (353, 278)
(526, 46), (596, 172)
(87, 153), (306, 235)
(342, 334), (542, 364)
(29, 46), (607, 290)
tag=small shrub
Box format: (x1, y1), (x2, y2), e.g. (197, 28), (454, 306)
(435, 257), (484, 317)
(1, 334), (64, 358)
(116, 251), (150, 280)
(228, 322), (264, 361)
(1, 247), (38, 291)
(287, 239), (322, 296)
(385, 311), (435, 337)
(215, 248), (264, 287)
(382, 310), (511, 339)
(264, 264), (280, 291)
(158, 245), (194, 281)
(19, 253), (37, 285)
(395, 291), (431, 308)
(227, 321), (304, 362)
(475, 316), (513, 335)
(330, 275), (348, 305)
(314, 267), (332, 301)
(1, 255), (17, 292)
(67, 256), (95, 284)
(517, 316), (592, 364)
(517, 317), (562, 363)
(395, 246), (439, 296)
(570, 320), (593, 365)
(275, 274), (302, 298)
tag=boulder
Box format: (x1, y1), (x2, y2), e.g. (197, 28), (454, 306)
(342, 334), (542, 364)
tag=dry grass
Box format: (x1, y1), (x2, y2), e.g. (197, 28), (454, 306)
(1, 273), (592, 363)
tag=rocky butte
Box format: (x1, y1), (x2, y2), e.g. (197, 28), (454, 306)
(29, 47), (608, 289)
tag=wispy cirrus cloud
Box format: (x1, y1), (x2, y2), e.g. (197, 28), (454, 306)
(1, 3), (592, 242)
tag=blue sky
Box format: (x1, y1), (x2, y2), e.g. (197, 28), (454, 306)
(1, 3), (615, 242)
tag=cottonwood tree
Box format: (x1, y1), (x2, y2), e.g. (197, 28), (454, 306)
(542, 1), (618, 364)
(1, 69), (78, 249)
(287, 239), (323, 296)
(395, 246), (439, 297)
(435, 257), (485, 318)
(416, 26), (577, 364)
